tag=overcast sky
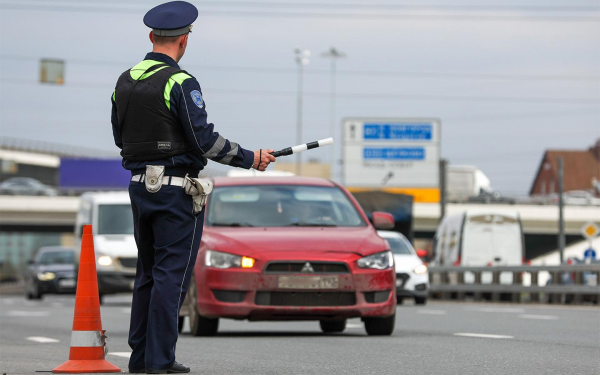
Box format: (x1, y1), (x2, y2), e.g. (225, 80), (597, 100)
(1, 0), (598, 194)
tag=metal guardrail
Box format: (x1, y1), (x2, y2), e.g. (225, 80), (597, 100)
(428, 265), (600, 304)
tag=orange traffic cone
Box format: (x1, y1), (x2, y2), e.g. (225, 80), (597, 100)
(53, 225), (121, 373)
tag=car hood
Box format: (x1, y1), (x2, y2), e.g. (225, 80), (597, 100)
(394, 254), (423, 273)
(94, 235), (138, 258)
(203, 226), (387, 258)
(36, 264), (75, 273)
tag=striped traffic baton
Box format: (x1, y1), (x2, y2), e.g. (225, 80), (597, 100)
(270, 137), (334, 157)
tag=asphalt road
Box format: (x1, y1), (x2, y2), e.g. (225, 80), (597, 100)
(0, 294), (598, 375)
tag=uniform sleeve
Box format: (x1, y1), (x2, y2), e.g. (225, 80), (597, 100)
(170, 77), (254, 169)
(111, 90), (123, 150)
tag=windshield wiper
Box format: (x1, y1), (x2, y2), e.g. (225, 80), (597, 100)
(288, 222), (337, 227)
(212, 222), (254, 227)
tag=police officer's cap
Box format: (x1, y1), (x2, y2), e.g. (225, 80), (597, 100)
(144, 1), (198, 37)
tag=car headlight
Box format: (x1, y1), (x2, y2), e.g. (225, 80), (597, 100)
(97, 255), (113, 267)
(205, 250), (255, 269)
(357, 251), (394, 270)
(413, 264), (428, 275)
(37, 272), (55, 281)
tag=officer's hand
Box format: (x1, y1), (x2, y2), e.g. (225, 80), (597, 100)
(253, 149), (276, 171)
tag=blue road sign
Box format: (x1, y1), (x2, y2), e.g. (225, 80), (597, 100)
(363, 123), (432, 140)
(363, 147), (426, 160)
(583, 248), (597, 260)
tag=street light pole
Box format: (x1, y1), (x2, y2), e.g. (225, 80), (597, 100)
(321, 47), (346, 180)
(294, 47), (310, 176)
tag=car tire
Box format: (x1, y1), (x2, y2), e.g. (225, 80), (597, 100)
(188, 274), (219, 337)
(415, 297), (427, 305)
(397, 297), (403, 305)
(98, 294), (104, 305)
(364, 313), (396, 336)
(319, 320), (346, 333)
(178, 316), (185, 333)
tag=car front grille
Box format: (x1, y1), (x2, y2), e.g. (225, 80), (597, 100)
(119, 257), (137, 268)
(255, 291), (356, 306)
(396, 273), (410, 288)
(264, 262), (349, 274)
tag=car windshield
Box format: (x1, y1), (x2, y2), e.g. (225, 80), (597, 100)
(39, 251), (74, 265)
(97, 204), (134, 235)
(386, 237), (414, 255)
(207, 185), (366, 227)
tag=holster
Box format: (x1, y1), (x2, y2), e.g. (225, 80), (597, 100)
(145, 165), (165, 193)
(182, 174), (214, 214)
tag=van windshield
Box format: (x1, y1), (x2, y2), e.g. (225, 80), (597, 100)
(207, 185), (366, 227)
(97, 204), (134, 235)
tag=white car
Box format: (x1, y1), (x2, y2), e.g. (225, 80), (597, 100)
(378, 230), (429, 305)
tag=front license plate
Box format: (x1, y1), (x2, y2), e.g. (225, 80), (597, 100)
(58, 279), (75, 288)
(278, 276), (339, 290)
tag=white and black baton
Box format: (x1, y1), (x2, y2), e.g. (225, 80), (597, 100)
(270, 138), (334, 157)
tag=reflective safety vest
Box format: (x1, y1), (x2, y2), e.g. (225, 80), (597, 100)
(114, 60), (193, 161)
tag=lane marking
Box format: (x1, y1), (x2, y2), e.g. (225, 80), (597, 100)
(519, 314), (559, 320)
(417, 310), (447, 315)
(465, 307), (525, 314)
(346, 324), (363, 329)
(7, 310), (50, 317)
(121, 308), (132, 314)
(108, 352), (132, 358)
(27, 336), (59, 343)
(454, 333), (513, 339)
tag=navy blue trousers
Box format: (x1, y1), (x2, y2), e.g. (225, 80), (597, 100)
(127, 181), (203, 371)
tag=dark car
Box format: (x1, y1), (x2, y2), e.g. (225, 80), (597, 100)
(0, 177), (58, 196)
(25, 247), (76, 299)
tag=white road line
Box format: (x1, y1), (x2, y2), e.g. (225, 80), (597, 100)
(465, 307), (525, 314)
(454, 333), (514, 339)
(108, 352), (132, 358)
(27, 336), (59, 343)
(121, 308), (132, 314)
(7, 310), (50, 317)
(346, 324), (363, 329)
(519, 314), (559, 320)
(417, 310), (447, 315)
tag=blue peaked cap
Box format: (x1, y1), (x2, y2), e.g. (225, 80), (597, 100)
(144, 1), (198, 36)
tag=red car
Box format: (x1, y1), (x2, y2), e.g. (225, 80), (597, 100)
(180, 176), (397, 336)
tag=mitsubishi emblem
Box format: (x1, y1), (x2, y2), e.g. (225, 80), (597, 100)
(301, 262), (314, 273)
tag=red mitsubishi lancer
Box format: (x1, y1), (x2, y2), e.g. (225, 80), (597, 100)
(180, 176), (397, 336)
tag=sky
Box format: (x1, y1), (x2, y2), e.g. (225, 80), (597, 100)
(0, 0), (599, 194)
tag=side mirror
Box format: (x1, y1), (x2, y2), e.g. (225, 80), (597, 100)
(372, 211), (395, 230)
(416, 249), (428, 260)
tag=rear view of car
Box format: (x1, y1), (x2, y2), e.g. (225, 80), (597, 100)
(25, 246), (76, 299)
(181, 177), (397, 336)
(378, 231), (429, 305)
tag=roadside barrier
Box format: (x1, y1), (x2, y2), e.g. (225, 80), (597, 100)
(53, 225), (121, 373)
(428, 264), (600, 305)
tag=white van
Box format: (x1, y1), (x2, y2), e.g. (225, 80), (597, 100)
(433, 211), (524, 282)
(75, 192), (137, 302)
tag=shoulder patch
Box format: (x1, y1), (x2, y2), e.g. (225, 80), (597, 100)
(190, 90), (204, 109)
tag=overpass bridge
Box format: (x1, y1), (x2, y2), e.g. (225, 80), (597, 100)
(1, 196), (598, 236)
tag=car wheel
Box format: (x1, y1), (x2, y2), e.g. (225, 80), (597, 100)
(415, 297), (427, 305)
(364, 313), (396, 336)
(178, 316), (185, 333)
(319, 319), (346, 333)
(98, 294), (104, 305)
(397, 297), (403, 305)
(188, 274), (219, 337)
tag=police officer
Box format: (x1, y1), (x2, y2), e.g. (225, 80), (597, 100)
(111, 1), (276, 373)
